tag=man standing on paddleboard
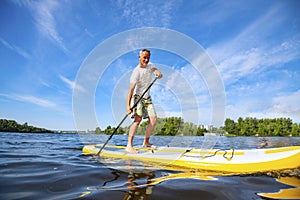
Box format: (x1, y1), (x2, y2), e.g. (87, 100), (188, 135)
(126, 49), (163, 154)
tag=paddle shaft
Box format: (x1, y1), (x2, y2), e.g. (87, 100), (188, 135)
(96, 77), (158, 156)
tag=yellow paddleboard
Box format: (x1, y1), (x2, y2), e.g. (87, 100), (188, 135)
(83, 145), (300, 174)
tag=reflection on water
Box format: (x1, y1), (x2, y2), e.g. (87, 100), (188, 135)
(257, 137), (294, 148)
(86, 167), (219, 200)
(257, 176), (300, 199)
(85, 165), (300, 200)
(1, 132), (300, 200)
(117, 171), (155, 200)
(87, 167), (220, 199)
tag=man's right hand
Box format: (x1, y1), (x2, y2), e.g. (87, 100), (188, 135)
(127, 106), (132, 114)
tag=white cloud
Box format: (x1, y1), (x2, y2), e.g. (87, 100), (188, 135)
(207, 4), (300, 85)
(35, 1), (68, 52)
(0, 37), (31, 59)
(59, 75), (74, 90)
(204, 3), (300, 124)
(113, 0), (179, 27)
(16, 0), (68, 53)
(17, 95), (56, 108)
(225, 89), (300, 123)
(59, 75), (86, 93)
(0, 93), (56, 109)
(271, 90), (300, 122)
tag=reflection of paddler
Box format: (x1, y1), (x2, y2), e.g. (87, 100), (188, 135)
(257, 177), (300, 199)
(258, 138), (270, 148)
(123, 171), (155, 200)
(122, 171), (218, 200)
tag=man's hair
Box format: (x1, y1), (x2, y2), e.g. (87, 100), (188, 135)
(139, 49), (151, 55)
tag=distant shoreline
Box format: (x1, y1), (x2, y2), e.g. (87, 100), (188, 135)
(2, 117), (300, 137)
(0, 119), (53, 133)
(1, 131), (300, 138)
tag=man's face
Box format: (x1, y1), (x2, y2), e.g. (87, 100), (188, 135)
(139, 51), (150, 67)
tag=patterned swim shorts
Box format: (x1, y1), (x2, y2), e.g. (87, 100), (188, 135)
(131, 95), (156, 119)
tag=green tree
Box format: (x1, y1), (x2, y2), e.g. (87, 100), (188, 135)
(0, 119), (53, 133)
(196, 127), (207, 136)
(224, 118), (236, 135)
(95, 127), (101, 134)
(291, 123), (300, 136)
(104, 125), (113, 135)
(223, 117), (300, 136)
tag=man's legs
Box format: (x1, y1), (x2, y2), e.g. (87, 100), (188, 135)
(143, 115), (157, 147)
(126, 115), (142, 153)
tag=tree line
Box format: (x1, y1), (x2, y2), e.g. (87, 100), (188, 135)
(101, 117), (208, 136)
(224, 117), (300, 136)
(2, 116), (299, 136)
(0, 119), (53, 133)
(100, 117), (300, 137)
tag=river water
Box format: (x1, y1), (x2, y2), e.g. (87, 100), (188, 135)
(0, 132), (299, 200)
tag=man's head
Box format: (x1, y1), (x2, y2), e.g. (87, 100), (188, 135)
(139, 49), (151, 67)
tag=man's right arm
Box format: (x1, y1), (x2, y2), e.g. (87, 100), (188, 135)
(127, 83), (136, 114)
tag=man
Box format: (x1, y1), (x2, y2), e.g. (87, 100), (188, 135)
(126, 49), (163, 154)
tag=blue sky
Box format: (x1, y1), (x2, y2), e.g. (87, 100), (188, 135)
(0, 0), (299, 131)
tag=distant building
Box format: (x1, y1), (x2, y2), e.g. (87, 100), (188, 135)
(199, 124), (213, 131)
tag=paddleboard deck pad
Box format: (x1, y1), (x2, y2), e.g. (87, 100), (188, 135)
(82, 145), (300, 174)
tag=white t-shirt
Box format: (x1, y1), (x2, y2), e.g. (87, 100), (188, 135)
(130, 63), (155, 98)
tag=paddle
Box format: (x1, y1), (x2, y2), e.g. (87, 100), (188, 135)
(96, 77), (158, 156)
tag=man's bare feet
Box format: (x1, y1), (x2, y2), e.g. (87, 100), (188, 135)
(142, 142), (157, 149)
(125, 146), (138, 154)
